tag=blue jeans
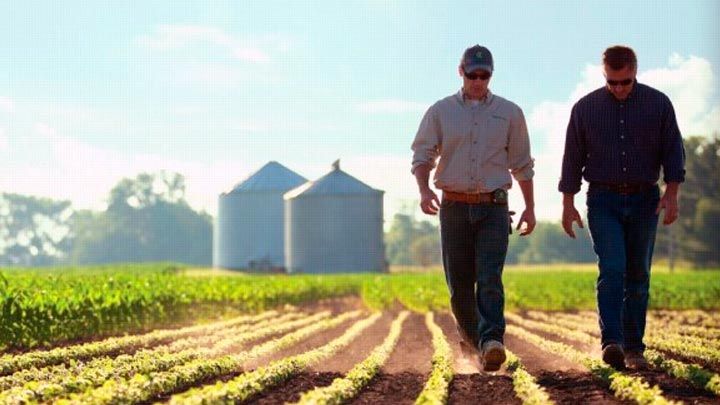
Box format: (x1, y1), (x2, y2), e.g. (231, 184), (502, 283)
(587, 185), (660, 352)
(439, 199), (509, 347)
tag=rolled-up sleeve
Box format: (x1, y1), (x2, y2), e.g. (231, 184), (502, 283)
(558, 103), (586, 194)
(507, 106), (534, 181)
(411, 105), (441, 174)
(660, 96), (686, 183)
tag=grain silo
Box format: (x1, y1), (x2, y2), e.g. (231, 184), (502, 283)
(214, 161), (306, 270)
(284, 160), (386, 274)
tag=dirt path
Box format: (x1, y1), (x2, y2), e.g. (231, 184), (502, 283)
(56, 305), (719, 404)
(448, 374), (520, 405)
(348, 312), (433, 405)
(311, 311), (394, 373)
(244, 371), (342, 404)
(240, 310), (393, 404)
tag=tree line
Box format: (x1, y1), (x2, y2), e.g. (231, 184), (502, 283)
(1, 136), (717, 268)
(0, 172), (212, 266)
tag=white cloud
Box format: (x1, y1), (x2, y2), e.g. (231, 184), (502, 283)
(0, 96), (14, 113)
(640, 54), (718, 136)
(138, 24), (274, 63)
(358, 100), (430, 114)
(525, 54), (720, 221)
(0, 122), (253, 216)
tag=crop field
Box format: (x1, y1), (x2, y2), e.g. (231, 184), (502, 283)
(1, 264), (719, 404)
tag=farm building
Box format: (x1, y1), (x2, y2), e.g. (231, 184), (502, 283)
(213, 161), (306, 270)
(284, 160), (386, 274)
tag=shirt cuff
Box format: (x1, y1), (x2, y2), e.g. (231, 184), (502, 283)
(558, 182), (581, 194)
(510, 160), (535, 181)
(411, 161), (435, 175)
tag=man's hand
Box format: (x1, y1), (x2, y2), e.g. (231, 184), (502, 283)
(656, 192), (679, 225)
(562, 205), (584, 238)
(516, 208), (536, 236)
(419, 188), (441, 215)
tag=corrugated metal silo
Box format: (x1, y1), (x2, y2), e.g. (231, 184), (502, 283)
(284, 160), (386, 273)
(214, 161), (306, 270)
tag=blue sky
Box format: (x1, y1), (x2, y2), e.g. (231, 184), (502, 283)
(1, 0), (718, 222)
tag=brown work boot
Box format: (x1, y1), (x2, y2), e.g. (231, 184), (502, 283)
(602, 344), (625, 370)
(625, 351), (649, 370)
(480, 340), (506, 372)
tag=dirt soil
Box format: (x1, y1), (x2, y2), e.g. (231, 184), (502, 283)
(71, 299), (718, 404)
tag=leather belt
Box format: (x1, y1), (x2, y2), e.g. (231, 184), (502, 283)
(589, 182), (656, 195)
(443, 190), (494, 204)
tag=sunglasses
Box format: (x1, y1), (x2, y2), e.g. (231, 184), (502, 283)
(606, 78), (633, 86)
(464, 70), (491, 81)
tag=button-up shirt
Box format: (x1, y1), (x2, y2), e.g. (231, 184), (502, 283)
(411, 89), (534, 193)
(559, 82), (686, 194)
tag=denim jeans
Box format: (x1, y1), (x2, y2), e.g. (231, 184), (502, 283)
(587, 185), (660, 352)
(439, 199), (509, 348)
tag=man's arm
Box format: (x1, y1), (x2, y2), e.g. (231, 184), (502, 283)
(516, 179), (536, 235)
(414, 164), (440, 215)
(657, 182), (680, 225)
(507, 106), (536, 235)
(560, 103), (586, 238)
(411, 105), (441, 215)
(657, 97), (685, 225)
(562, 193), (584, 238)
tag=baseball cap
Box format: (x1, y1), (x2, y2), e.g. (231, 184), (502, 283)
(461, 45), (494, 73)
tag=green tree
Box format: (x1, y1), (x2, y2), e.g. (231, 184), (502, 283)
(384, 214), (442, 266)
(658, 135), (720, 266)
(689, 198), (720, 265)
(71, 172), (212, 265)
(385, 214), (416, 265)
(519, 222), (595, 264)
(410, 233), (441, 267)
(0, 193), (74, 266)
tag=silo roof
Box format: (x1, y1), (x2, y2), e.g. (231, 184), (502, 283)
(285, 160), (383, 199)
(227, 161), (307, 194)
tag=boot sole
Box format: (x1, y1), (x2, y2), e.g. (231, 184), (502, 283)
(482, 347), (506, 372)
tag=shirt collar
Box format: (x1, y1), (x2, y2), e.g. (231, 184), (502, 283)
(456, 88), (493, 106)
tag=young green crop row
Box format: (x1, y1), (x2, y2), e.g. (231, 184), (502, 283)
(56, 311), (362, 404)
(651, 310), (720, 329)
(415, 312), (454, 405)
(0, 309), (285, 376)
(2, 266), (719, 350)
(529, 310), (720, 364)
(0, 269), (361, 350)
(6, 306), (715, 404)
(523, 310), (720, 397)
(169, 312), (383, 404)
(293, 311), (409, 404)
(506, 324), (676, 405)
(0, 311), (297, 390)
(505, 349), (554, 405)
(0, 312), (321, 403)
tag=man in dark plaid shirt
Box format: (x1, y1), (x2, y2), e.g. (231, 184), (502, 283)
(559, 45), (685, 371)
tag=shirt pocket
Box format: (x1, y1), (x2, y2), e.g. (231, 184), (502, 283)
(484, 114), (510, 164)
